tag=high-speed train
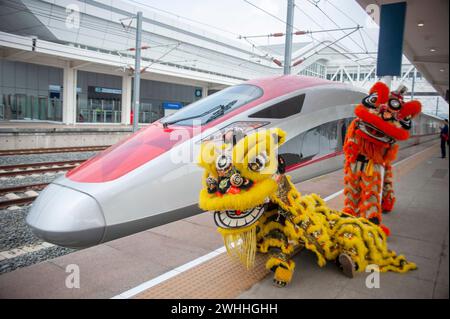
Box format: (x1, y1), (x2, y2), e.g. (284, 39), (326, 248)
(26, 75), (443, 248)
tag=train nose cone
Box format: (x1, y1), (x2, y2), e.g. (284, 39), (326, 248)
(26, 183), (106, 248)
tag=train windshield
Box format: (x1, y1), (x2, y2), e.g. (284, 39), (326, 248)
(162, 84), (263, 126)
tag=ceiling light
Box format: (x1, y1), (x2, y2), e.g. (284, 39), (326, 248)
(417, 22), (424, 27)
(430, 48), (437, 52)
(440, 69), (445, 72)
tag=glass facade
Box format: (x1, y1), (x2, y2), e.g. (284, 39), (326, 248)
(0, 59), (63, 121)
(76, 71), (122, 123)
(138, 79), (200, 124)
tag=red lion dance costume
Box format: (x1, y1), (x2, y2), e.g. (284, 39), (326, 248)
(343, 82), (422, 235)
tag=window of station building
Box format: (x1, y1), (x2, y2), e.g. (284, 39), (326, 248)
(139, 79), (203, 124)
(249, 94), (305, 119)
(0, 59), (63, 122)
(139, 100), (165, 124)
(76, 71), (122, 123)
(162, 84), (263, 126)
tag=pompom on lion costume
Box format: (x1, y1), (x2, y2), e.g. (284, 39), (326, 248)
(197, 128), (416, 287)
(343, 82), (422, 236)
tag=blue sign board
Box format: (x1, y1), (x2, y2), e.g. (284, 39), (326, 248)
(376, 2), (407, 77)
(163, 102), (183, 110)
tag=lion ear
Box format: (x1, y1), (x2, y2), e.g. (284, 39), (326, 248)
(400, 100), (422, 118)
(270, 128), (286, 147)
(369, 82), (390, 104)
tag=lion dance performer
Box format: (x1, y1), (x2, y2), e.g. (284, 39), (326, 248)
(343, 82), (422, 236)
(197, 128), (416, 287)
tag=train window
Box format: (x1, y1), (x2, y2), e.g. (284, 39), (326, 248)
(279, 119), (352, 167)
(248, 94), (305, 119)
(278, 133), (304, 166)
(319, 121), (338, 154)
(162, 84), (263, 126)
(301, 127), (320, 159)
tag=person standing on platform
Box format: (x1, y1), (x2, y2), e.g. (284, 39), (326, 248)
(440, 119), (449, 158)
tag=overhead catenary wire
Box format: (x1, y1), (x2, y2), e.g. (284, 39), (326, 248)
(125, 0), (280, 62)
(0, 0), (373, 73)
(124, 0), (242, 38)
(0, 0), (276, 76)
(239, 26), (361, 39)
(241, 0), (368, 67)
(303, 0), (376, 61)
(327, 0), (378, 47)
(242, 0), (296, 28)
(302, 27), (360, 61)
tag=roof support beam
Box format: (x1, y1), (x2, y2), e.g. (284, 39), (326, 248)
(413, 55), (449, 65)
(432, 80), (449, 86)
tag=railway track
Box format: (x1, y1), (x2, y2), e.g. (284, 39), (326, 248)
(0, 160), (85, 178)
(0, 145), (109, 156)
(0, 183), (50, 209)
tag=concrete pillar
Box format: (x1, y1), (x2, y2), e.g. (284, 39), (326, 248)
(62, 64), (77, 124)
(202, 86), (208, 98)
(121, 75), (132, 125)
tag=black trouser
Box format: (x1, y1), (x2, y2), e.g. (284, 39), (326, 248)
(441, 139), (447, 158)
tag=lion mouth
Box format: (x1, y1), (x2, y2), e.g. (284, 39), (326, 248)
(358, 121), (395, 144)
(213, 205), (266, 229)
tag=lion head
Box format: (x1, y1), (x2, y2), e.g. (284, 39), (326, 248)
(198, 128), (286, 230)
(355, 82), (422, 143)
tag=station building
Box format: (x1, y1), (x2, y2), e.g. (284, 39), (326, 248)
(0, 0), (448, 129)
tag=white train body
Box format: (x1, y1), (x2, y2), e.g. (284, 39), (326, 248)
(26, 75), (443, 248)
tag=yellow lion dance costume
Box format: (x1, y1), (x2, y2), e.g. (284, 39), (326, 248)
(343, 82), (422, 236)
(198, 128), (416, 287)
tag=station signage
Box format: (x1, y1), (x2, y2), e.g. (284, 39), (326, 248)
(49, 85), (81, 93)
(194, 88), (202, 98)
(163, 102), (183, 110)
(94, 87), (122, 95)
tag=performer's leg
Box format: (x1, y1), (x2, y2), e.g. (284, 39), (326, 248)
(381, 163), (396, 213)
(266, 252), (295, 287)
(343, 162), (361, 217)
(261, 229), (295, 287)
(359, 167), (383, 224)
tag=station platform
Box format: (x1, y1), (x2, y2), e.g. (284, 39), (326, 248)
(0, 121), (148, 150)
(0, 140), (447, 299)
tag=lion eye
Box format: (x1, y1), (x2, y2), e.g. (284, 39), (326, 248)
(216, 154), (231, 172)
(248, 154), (267, 172)
(389, 98), (401, 110)
(362, 93), (377, 108)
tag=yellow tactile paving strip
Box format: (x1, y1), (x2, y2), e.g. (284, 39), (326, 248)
(135, 143), (439, 299)
(135, 253), (270, 299)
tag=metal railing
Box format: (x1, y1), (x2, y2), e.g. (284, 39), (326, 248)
(78, 109), (121, 123)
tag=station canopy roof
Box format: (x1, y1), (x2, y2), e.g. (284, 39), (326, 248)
(356, 0), (449, 100)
